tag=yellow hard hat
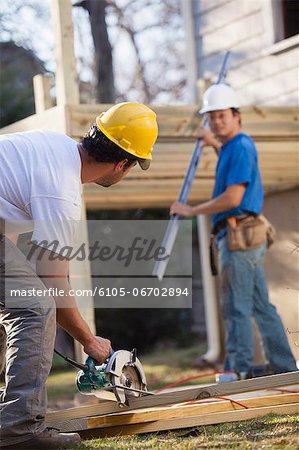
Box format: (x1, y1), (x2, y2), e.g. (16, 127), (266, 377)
(96, 102), (158, 170)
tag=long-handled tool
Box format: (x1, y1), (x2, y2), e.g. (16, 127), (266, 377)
(152, 51), (231, 281)
(54, 347), (152, 407)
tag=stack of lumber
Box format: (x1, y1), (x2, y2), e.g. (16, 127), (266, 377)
(65, 104), (299, 210)
(46, 371), (299, 439)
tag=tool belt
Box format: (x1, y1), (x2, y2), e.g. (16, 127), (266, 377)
(213, 213), (276, 251)
(225, 214), (268, 251)
(209, 213), (276, 275)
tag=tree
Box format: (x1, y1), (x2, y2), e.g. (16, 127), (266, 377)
(73, 0), (187, 104)
(0, 0), (187, 105)
(0, 41), (46, 127)
(73, 0), (115, 103)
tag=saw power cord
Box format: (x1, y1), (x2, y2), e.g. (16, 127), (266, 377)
(154, 370), (251, 409)
(153, 370), (298, 410)
(54, 348), (88, 371)
(154, 370), (233, 393)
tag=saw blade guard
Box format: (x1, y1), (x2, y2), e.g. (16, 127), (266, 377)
(105, 349), (147, 406)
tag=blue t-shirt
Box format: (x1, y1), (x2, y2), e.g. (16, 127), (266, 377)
(212, 132), (263, 231)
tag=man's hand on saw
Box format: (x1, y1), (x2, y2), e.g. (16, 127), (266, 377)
(83, 335), (112, 364)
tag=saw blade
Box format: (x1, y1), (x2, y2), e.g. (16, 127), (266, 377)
(105, 349), (147, 406)
(119, 365), (143, 397)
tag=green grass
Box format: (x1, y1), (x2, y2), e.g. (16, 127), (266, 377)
(47, 370), (78, 399)
(46, 346), (299, 449)
(74, 414), (299, 449)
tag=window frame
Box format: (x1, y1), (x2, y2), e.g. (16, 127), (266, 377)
(262, 0), (299, 55)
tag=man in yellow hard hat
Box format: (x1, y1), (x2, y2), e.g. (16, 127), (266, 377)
(0, 102), (158, 450)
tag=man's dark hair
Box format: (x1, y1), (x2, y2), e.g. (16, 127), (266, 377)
(81, 124), (143, 169)
(231, 108), (241, 125)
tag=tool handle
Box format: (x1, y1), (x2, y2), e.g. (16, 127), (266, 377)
(152, 51), (231, 281)
(84, 350), (114, 370)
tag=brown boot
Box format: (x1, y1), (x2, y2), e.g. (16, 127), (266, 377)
(1, 427), (81, 449)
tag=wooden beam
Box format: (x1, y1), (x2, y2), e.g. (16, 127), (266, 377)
(33, 74), (53, 113)
(80, 403), (299, 438)
(87, 392), (299, 429)
(51, 0), (79, 106)
(46, 371), (299, 431)
(0, 106), (67, 135)
(66, 104), (299, 140)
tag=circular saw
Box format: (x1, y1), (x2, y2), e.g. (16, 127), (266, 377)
(75, 348), (151, 406)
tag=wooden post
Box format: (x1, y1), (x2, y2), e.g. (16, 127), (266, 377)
(33, 74), (53, 114)
(51, 0), (80, 106)
(51, 0), (95, 363)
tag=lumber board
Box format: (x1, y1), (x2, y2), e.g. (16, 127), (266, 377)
(33, 74), (53, 114)
(80, 403), (299, 438)
(66, 104), (299, 139)
(83, 184), (299, 210)
(1, 105), (298, 141)
(46, 371), (299, 431)
(0, 106), (67, 135)
(83, 177), (299, 210)
(87, 392), (299, 429)
(81, 137), (298, 209)
(51, 0), (79, 106)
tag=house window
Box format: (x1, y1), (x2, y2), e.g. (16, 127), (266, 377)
(274, 0), (299, 42)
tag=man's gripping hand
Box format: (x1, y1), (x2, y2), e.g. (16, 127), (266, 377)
(195, 127), (222, 153)
(83, 335), (112, 364)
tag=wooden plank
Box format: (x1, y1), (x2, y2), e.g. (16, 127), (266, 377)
(81, 403), (299, 438)
(0, 106), (67, 135)
(46, 371), (299, 430)
(82, 175), (299, 210)
(83, 186), (299, 210)
(51, 0), (79, 106)
(33, 74), (53, 114)
(67, 104), (299, 139)
(1, 104), (298, 140)
(87, 392), (299, 429)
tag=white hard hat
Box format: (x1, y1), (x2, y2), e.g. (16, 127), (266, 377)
(199, 83), (240, 114)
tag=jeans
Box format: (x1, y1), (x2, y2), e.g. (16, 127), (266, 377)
(0, 237), (56, 446)
(217, 236), (297, 374)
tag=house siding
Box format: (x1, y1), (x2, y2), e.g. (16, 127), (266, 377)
(190, 0), (299, 105)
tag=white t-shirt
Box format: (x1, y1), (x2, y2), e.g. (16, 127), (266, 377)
(0, 129), (82, 253)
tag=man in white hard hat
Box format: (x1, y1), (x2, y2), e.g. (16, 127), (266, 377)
(171, 84), (297, 381)
(0, 102), (158, 449)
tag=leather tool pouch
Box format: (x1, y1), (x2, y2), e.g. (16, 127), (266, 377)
(227, 215), (268, 251)
(260, 215), (276, 248)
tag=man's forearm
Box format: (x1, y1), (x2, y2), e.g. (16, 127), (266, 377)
(191, 191), (238, 216)
(56, 304), (96, 347)
(40, 276), (95, 346)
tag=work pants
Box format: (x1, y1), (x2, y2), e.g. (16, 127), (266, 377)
(217, 236), (297, 374)
(0, 236), (56, 446)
